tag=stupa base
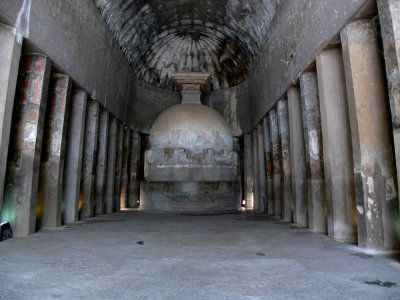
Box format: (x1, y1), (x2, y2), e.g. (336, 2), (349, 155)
(139, 181), (241, 214)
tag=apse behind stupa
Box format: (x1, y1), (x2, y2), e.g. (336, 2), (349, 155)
(140, 73), (240, 213)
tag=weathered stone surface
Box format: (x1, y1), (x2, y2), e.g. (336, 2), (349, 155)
(244, 133), (254, 210)
(278, 99), (292, 222)
(63, 90), (87, 224)
(105, 117), (118, 214)
(140, 182), (241, 214)
(38, 73), (72, 229)
(2, 54), (51, 237)
(142, 77), (240, 213)
(149, 104), (233, 154)
(301, 81), (311, 221)
(81, 100), (99, 219)
(377, 0), (400, 207)
(250, 0), (376, 127)
(95, 109), (109, 215)
(256, 123), (267, 212)
(94, 0), (281, 91)
(0, 24), (21, 222)
(263, 117), (274, 215)
(114, 122), (124, 212)
(288, 86), (307, 227)
(317, 49), (356, 242)
(300, 72), (326, 233)
(252, 129), (260, 210)
(120, 127), (131, 209)
(128, 131), (141, 208)
(0, 0), (134, 124)
(145, 148), (238, 182)
(341, 20), (398, 251)
(0, 0), (376, 136)
(269, 109), (282, 217)
(233, 137), (242, 188)
(129, 67), (252, 135)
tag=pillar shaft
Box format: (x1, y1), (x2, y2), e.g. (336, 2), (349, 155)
(377, 0), (400, 207)
(316, 49), (357, 242)
(341, 20), (398, 251)
(120, 127), (131, 209)
(288, 86), (308, 227)
(63, 90), (87, 224)
(2, 54), (51, 237)
(263, 117), (274, 215)
(300, 72), (326, 233)
(38, 73), (72, 229)
(95, 109), (109, 215)
(128, 131), (140, 208)
(244, 133), (254, 210)
(105, 117), (118, 213)
(301, 88), (311, 223)
(114, 122), (124, 212)
(257, 123), (267, 212)
(252, 129), (260, 208)
(269, 109), (282, 217)
(278, 99), (293, 221)
(0, 24), (21, 221)
(81, 99), (99, 219)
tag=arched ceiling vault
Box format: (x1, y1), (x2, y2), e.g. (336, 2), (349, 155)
(95, 0), (282, 91)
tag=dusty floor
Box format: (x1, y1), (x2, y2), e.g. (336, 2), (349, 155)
(0, 211), (400, 299)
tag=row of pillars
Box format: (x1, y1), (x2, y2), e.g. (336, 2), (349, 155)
(0, 23), (141, 238)
(244, 12), (400, 252)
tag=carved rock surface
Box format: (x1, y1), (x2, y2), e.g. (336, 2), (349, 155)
(94, 0), (282, 90)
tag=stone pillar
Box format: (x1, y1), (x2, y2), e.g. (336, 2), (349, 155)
(114, 122), (124, 212)
(301, 88), (312, 225)
(2, 54), (51, 237)
(94, 109), (109, 215)
(300, 72), (326, 233)
(277, 99), (293, 222)
(244, 133), (254, 209)
(120, 127), (131, 209)
(288, 86), (308, 227)
(341, 20), (398, 251)
(377, 0), (400, 204)
(251, 129), (260, 208)
(0, 24), (21, 221)
(233, 137), (242, 203)
(81, 99), (99, 219)
(316, 49), (357, 242)
(38, 73), (72, 229)
(63, 90), (87, 224)
(128, 131), (141, 208)
(257, 123), (267, 212)
(269, 109), (282, 217)
(263, 117), (274, 215)
(105, 117), (118, 213)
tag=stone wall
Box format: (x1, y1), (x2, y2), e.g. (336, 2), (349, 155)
(248, 0), (377, 128)
(0, 0), (135, 127)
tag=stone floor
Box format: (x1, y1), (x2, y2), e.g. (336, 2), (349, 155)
(1, 211), (400, 299)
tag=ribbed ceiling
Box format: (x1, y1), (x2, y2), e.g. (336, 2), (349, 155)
(95, 0), (282, 90)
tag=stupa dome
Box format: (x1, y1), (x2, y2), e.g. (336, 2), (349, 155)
(149, 103), (233, 154)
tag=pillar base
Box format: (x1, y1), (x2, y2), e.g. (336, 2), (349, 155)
(309, 179), (327, 233)
(273, 173), (282, 217)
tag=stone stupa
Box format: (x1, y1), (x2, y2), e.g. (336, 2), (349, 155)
(140, 73), (241, 213)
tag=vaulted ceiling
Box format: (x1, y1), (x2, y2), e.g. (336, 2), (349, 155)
(95, 0), (282, 91)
